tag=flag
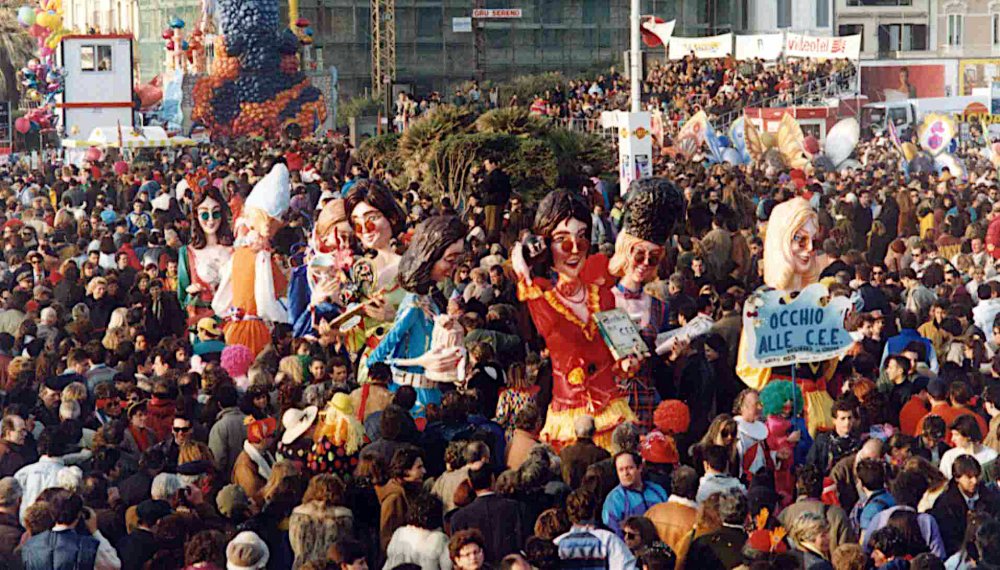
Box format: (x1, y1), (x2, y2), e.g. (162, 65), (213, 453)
(117, 121), (124, 149)
(676, 110), (708, 157)
(887, 120), (901, 151)
(705, 120), (723, 164)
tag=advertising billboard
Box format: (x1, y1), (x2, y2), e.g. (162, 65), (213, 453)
(861, 64), (946, 102)
(960, 59), (1000, 95)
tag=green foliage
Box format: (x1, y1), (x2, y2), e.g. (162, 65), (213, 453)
(357, 133), (401, 176)
(397, 105), (477, 182)
(506, 138), (558, 202)
(474, 107), (551, 137)
(337, 96), (381, 127)
(544, 128), (616, 190)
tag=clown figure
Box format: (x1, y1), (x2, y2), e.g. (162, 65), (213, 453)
(212, 161), (291, 356)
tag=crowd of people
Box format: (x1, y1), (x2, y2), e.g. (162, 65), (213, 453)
(0, 58), (998, 570)
(393, 58), (855, 135)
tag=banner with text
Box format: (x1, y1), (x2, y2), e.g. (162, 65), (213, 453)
(735, 33), (784, 61)
(743, 283), (855, 367)
(668, 33), (733, 60)
(784, 33), (861, 60)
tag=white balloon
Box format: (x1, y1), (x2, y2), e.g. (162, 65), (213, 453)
(825, 118), (860, 168)
(934, 153), (965, 179)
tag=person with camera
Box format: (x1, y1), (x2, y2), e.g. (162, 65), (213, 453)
(21, 492), (121, 570)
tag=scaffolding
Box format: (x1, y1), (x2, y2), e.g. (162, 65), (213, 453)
(371, 0), (396, 96)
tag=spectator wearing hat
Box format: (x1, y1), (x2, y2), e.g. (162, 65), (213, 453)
(0, 477), (23, 561)
(116, 499), (171, 570)
(602, 451), (668, 538)
(226, 531), (269, 570)
(208, 385), (247, 481)
(233, 417), (277, 504)
(216, 484), (251, 529)
(276, 406), (318, 470)
(122, 400), (158, 457)
(193, 318), (226, 361)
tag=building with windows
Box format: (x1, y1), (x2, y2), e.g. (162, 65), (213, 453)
(62, 0), (139, 35)
(936, 0), (1000, 57)
(295, 0), (750, 98)
(745, 0), (833, 35)
(834, 0), (932, 56)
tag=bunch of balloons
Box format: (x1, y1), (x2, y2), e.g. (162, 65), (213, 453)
(14, 0), (70, 135)
(17, 0), (70, 56)
(191, 0), (326, 137)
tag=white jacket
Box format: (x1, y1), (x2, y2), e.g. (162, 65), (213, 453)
(383, 525), (452, 570)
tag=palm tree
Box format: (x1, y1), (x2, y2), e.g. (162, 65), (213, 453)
(0, 0), (36, 108)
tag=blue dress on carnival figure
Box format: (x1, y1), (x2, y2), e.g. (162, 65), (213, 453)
(366, 292), (442, 415)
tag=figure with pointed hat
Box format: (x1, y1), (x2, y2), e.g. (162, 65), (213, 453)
(212, 160), (292, 356)
(608, 177), (686, 431)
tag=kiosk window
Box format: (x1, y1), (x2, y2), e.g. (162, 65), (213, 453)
(81, 45), (112, 72)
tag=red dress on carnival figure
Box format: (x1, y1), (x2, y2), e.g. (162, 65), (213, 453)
(517, 255), (635, 449)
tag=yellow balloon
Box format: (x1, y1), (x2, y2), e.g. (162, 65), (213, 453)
(901, 142), (917, 162)
(761, 132), (777, 149)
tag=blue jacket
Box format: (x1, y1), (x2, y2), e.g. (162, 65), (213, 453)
(23, 529), (99, 570)
(852, 489), (896, 535)
(880, 329), (938, 372)
(601, 481), (669, 537)
(368, 293), (439, 375)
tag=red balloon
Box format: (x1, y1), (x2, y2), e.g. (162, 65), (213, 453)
(113, 160), (128, 175)
(161, 29), (173, 39)
(14, 117), (30, 134)
(84, 147), (103, 162)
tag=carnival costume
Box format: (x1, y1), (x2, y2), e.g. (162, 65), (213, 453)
(212, 163), (291, 356)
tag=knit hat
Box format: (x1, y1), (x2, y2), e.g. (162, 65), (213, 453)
(246, 417), (277, 445)
(221, 345), (254, 379)
(639, 430), (678, 465)
(216, 484), (249, 518)
(226, 531), (270, 570)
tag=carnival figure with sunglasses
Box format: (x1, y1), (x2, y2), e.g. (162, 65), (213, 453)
(212, 162), (291, 356)
(737, 197), (835, 437)
(342, 181), (410, 375)
(511, 190), (640, 451)
(178, 173), (234, 327)
(608, 178), (686, 432)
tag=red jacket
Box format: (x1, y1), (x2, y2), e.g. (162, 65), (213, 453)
(987, 216), (1000, 259)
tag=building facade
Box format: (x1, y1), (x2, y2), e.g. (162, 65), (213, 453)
(62, 0), (139, 35)
(294, 0), (747, 98)
(745, 0), (834, 35)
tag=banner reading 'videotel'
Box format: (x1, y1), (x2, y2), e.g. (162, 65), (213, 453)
(784, 33), (861, 61)
(743, 283), (855, 367)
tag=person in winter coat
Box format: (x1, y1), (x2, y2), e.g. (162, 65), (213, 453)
(929, 454), (1000, 557)
(384, 492), (453, 570)
(208, 385), (247, 479)
(233, 418), (277, 505)
(377, 445), (426, 552)
(288, 474), (354, 570)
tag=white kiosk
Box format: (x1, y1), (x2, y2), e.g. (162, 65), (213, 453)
(56, 34), (134, 143)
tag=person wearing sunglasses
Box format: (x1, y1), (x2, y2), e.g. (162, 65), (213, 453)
(178, 184), (234, 329)
(608, 178), (686, 432)
(150, 416), (195, 471)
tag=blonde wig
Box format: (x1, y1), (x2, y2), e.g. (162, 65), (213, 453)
(762, 197), (822, 290)
(608, 232), (646, 278)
